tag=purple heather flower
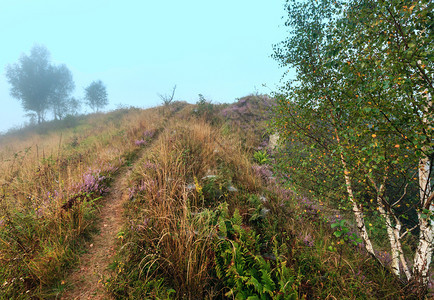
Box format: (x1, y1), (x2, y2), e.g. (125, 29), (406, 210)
(302, 233), (314, 247)
(128, 179), (157, 199)
(143, 130), (155, 140)
(135, 139), (146, 146)
(73, 167), (110, 195)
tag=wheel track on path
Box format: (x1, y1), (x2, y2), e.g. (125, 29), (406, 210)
(60, 150), (146, 300)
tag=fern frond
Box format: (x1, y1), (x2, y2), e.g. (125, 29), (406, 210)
(261, 269), (276, 295)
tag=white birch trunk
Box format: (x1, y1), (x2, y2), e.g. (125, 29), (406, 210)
(378, 204), (401, 276)
(392, 221), (412, 281)
(334, 127), (376, 256)
(412, 212), (433, 284)
(412, 154), (433, 285)
(412, 91), (433, 286)
(345, 174), (375, 256)
(371, 179), (401, 276)
(373, 178), (411, 279)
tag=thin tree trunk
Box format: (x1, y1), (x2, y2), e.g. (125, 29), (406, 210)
(412, 154), (433, 285)
(378, 204), (401, 276)
(369, 173), (410, 279)
(412, 92), (433, 287)
(369, 172), (412, 280)
(393, 221), (412, 281)
(334, 128), (375, 256)
(347, 177), (375, 257)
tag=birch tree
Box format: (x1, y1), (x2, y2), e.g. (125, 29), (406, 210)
(273, 0), (433, 294)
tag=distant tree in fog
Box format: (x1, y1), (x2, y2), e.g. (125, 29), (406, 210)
(52, 96), (81, 120)
(67, 97), (81, 116)
(48, 64), (75, 120)
(6, 45), (75, 123)
(84, 80), (108, 112)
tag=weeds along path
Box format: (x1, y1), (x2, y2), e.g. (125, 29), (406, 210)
(61, 150), (146, 300)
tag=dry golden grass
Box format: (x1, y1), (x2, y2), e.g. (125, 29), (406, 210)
(0, 102), (408, 299)
(109, 117), (263, 298)
(0, 107), (162, 298)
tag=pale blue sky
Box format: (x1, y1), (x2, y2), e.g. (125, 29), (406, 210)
(0, 0), (288, 133)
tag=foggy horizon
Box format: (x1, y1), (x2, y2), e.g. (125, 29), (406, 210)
(0, 0), (288, 134)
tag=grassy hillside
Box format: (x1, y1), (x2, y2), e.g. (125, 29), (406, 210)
(0, 98), (415, 299)
(0, 107), (163, 298)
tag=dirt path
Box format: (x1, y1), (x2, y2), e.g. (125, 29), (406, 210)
(60, 166), (132, 300)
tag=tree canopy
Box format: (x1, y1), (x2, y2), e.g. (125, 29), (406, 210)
(84, 80), (108, 112)
(273, 0), (433, 295)
(6, 45), (76, 123)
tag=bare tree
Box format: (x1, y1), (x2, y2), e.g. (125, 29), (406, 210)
(158, 85), (177, 106)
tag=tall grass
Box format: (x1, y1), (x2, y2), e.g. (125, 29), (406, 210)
(0, 108), (160, 298)
(107, 118), (262, 298)
(107, 104), (408, 299)
(0, 99), (411, 298)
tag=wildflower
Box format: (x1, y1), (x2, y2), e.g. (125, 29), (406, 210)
(135, 139), (146, 146)
(143, 129), (155, 140)
(73, 167), (110, 195)
(302, 233), (314, 247)
(194, 177), (202, 194)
